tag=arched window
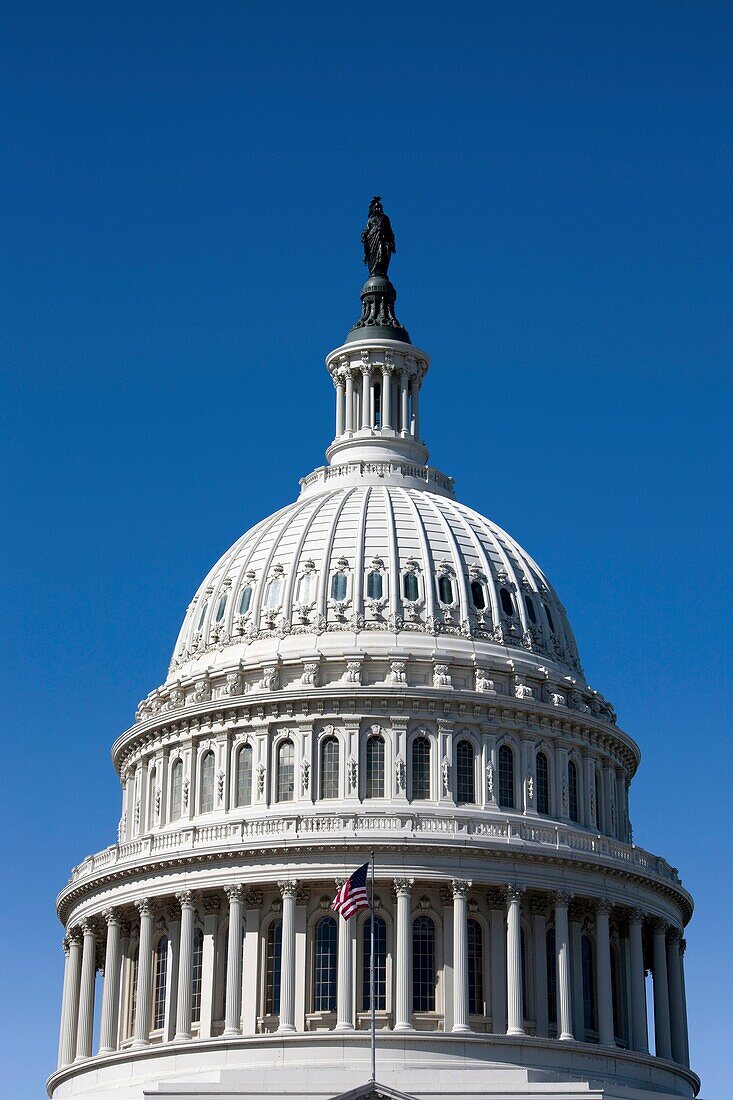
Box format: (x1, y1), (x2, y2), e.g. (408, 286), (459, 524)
(412, 915), (436, 1012)
(365, 734), (385, 799)
(264, 576), (283, 609)
(456, 740), (475, 804)
(331, 572), (347, 600)
(536, 752), (550, 815)
(313, 916), (338, 1012)
(265, 920), (282, 1016)
(546, 927), (557, 1025)
(362, 915), (387, 1011)
(467, 918), (484, 1015)
(152, 936), (168, 1029)
(191, 929), (204, 1023)
(236, 744), (253, 807)
(498, 745), (515, 809)
(582, 935), (596, 1032)
(525, 595), (537, 624)
(200, 751), (215, 814)
(215, 593), (227, 622)
(568, 760), (580, 823)
(196, 601), (209, 631)
(170, 759), (183, 820)
(127, 946), (139, 1036)
(544, 603), (556, 634)
(277, 740), (295, 802)
(367, 571), (383, 599)
(320, 736), (340, 799)
(437, 574), (453, 604)
(403, 572), (419, 601)
(297, 571), (317, 605)
(411, 736), (431, 800)
(239, 585), (253, 615)
(470, 580), (485, 610)
(500, 587), (514, 616)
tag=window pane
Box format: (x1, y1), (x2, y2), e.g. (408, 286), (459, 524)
(265, 577), (283, 609)
(200, 752), (215, 814)
(171, 760), (183, 820)
(500, 588), (514, 616)
(412, 916), (436, 1012)
(411, 736), (431, 800)
(498, 745), (515, 809)
(237, 745), (252, 807)
(331, 572), (347, 600)
(277, 741), (295, 802)
(239, 586), (252, 615)
(215, 594), (227, 622)
(456, 740), (475, 804)
(403, 572), (419, 601)
(320, 737), (339, 799)
(365, 736), (385, 799)
(153, 936), (168, 1029)
(437, 575), (453, 604)
(536, 752), (549, 816)
(265, 920), (282, 1016)
(568, 760), (579, 823)
(196, 602), (209, 631)
(367, 571), (383, 599)
(544, 603), (556, 634)
(467, 918), (484, 1015)
(313, 917), (338, 1012)
(362, 915), (387, 1011)
(470, 580), (485, 610)
(526, 596), (537, 623)
(298, 572), (316, 604)
(191, 929), (204, 1022)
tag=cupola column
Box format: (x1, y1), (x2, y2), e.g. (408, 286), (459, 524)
(344, 369), (355, 433)
(74, 919), (97, 1061)
(381, 361), (393, 429)
(58, 929), (82, 1067)
(652, 918), (672, 1058)
(335, 891), (355, 1031)
(451, 880), (471, 1033)
(627, 909), (648, 1053)
(666, 927), (687, 1065)
(398, 369), (409, 435)
(99, 909), (122, 1053)
(553, 892), (574, 1041)
(410, 375), (421, 438)
(360, 361), (372, 430)
(334, 375), (345, 438)
(277, 880), (298, 1033)
(505, 885), (525, 1036)
(223, 886), (244, 1036)
(174, 891), (195, 1040)
(594, 900), (615, 1047)
(393, 877), (413, 1032)
(132, 899), (155, 1049)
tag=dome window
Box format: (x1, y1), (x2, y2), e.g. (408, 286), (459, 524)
(536, 751), (550, 816)
(437, 575), (453, 604)
(331, 572), (347, 601)
(200, 752), (215, 814)
(215, 594), (227, 622)
(297, 571), (317, 605)
(367, 571), (383, 600)
(411, 735), (431, 801)
(544, 603), (556, 634)
(568, 760), (580, 823)
(412, 915), (436, 1012)
(236, 744), (253, 807)
(500, 587), (515, 617)
(365, 734), (385, 799)
(264, 576), (284, 610)
(320, 736), (339, 799)
(277, 740), (295, 802)
(170, 759), (183, 820)
(239, 586), (253, 615)
(403, 572), (419, 602)
(526, 596), (537, 624)
(470, 580), (485, 610)
(456, 740), (475, 805)
(196, 601), (209, 632)
(313, 916), (338, 1012)
(498, 744), (515, 809)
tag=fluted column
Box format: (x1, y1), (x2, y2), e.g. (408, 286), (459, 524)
(394, 877), (413, 1031)
(399, 370), (409, 435)
(59, 930), (82, 1067)
(594, 900), (615, 1047)
(75, 919), (97, 1061)
(344, 369), (354, 433)
(223, 886), (244, 1036)
(57, 937), (73, 1067)
(174, 891), (195, 1040)
(553, 892), (574, 1041)
(381, 364), (393, 429)
(652, 918), (672, 1058)
(335, 897), (355, 1032)
(99, 909), (122, 1053)
(452, 879), (471, 1033)
(334, 375), (345, 438)
(277, 880), (297, 1033)
(628, 909), (648, 1053)
(506, 885), (525, 1036)
(132, 899), (155, 1049)
(361, 365), (371, 430)
(666, 927), (686, 1064)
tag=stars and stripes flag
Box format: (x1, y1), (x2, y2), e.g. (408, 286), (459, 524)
(331, 861), (371, 919)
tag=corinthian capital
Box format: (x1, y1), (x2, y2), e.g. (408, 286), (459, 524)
(225, 884), (245, 904)
(176, 890), (195, 911)
(393, 877), (414, 897)
(451, 879), (472, 900)
(278, 879), (299, 898)
(505, 884), (525, 905)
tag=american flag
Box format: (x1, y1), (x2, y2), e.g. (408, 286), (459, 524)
(331, 862), (370, 919)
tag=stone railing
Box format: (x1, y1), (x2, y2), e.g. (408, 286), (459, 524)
(66, 811), (682, 890)
(298, 461), (455, 496)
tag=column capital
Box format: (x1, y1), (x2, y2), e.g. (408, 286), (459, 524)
(592, 897), (613, 917)
(278, 879), (299, 898)
(552, 891), (573, 909)
(451, 879), (472, 899)
(393, 876), (414, 897)
(627, 907), (645, 925)
(79, 917), (98, 937)
(651, 916), (668, 936)
(667, 925), (683, 946)
(68, 925), (83, 946)
(680, 937), (687, 956)
(62, 933), (72, 955)
(176, 889), (195, 911)
(102, 907), (122, 926)
(505, 883), (526, 904)
(135, 897), (154, 919)
(224, 884), (245, 903)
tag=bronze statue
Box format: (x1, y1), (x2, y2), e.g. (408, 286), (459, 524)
(361, 196), (396, 277)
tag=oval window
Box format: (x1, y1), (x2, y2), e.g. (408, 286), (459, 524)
(298, 572), (317, 604)
(215, 594), (227, 622)
(470, 580), (485, 610)
(367, 571), (383, 599)
(403, 572), (419, 601)
(196, 601), (209, 631)
(265, 576), (283, 610)
(500, 587), (514, 616)
(239, 586), (253, 615)
(438, 575), (453, 604)
(331, 572), (347, 601)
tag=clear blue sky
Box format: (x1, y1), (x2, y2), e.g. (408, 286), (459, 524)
(1, 3), (731, 1096)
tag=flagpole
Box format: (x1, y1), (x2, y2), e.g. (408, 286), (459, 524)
(370, 849), (376, 1084)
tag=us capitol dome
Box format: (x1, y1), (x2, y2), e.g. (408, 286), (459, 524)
(49, 200), (697, 1100)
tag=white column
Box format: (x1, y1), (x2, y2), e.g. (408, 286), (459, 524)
(132, 899), (154, 1049)
(652, 919), (672, 1058)
(59, 930), (82, 1067)
(553, 892), (574, 1041)
(334, 375), (345, 438)
(344, 369), (354, 433)
(506, 885), (525, 1036)
(411, 376), (421, 438)
(594, 900), (615, 1046)
(381, 364), (392, 429)
(531, 898), (548, 1039)
(335, 899), (355, 1031)
(224, 886), (244, 1036)
(277, 880), (297, 1033)
(393, 877), (413, 1032)
(164, 906), (180, 1042)
(361, 366), (371, 430)
(57, 938), (73, 1067)
(75, 919), (97, 1061)
(628, 909), (648, 1053)
(399, 370), (409, 435)
(569, 902), (585, 1042)
(99, 909), (122, 1053)
(666, 927), (686, 1064)
(487, 889), (506, 1034)
(174, 891), (195, 1040)
(452, 880), (471, 1033)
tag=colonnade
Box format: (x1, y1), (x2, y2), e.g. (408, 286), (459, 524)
(332, 360), (423, 439)
(57, 881), (689, 1072)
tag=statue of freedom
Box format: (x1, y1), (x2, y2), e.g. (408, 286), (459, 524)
(361, 196), (396, 277)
